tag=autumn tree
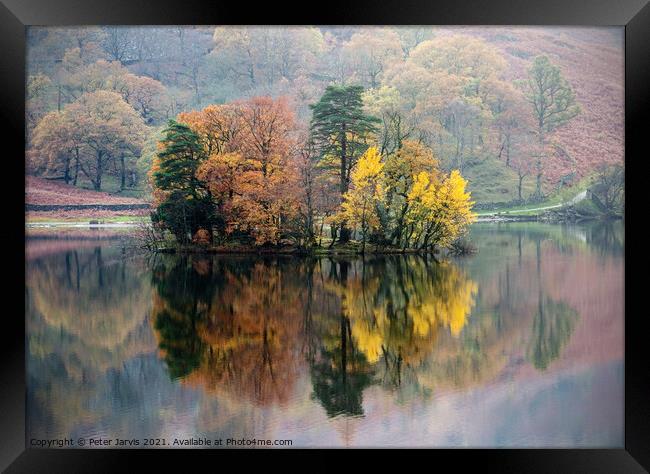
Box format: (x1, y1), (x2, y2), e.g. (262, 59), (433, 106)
(404, 170), (476, 250)
(523, 56), (580, 200)
(339, 147), (385, 253)
(341, 28), (402, 88)
(382, 140), (440, 246)
(362, 85), (415, 157)
(32, 90), (146, 190)
(62, 59), (168, 124)
(231, 97), (300, 244)
(382, 34), (510, 170)
(179, 98), (300, 244)
(30, 110), (82, 184)
(310, 85), (380, 243)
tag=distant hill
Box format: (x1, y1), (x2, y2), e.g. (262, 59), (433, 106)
(459, 27), (623, 202)
(26, 26), (623, 206)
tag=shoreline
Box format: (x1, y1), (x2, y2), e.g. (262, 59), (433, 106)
(154, 245), (447, 257)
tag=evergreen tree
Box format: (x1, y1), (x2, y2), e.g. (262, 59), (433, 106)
(153, 120), (206, 198)
(152, 120), (217, 243)
(310, 85), (380, 243)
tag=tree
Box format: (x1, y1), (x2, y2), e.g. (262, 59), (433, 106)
(383, 140), (440, 246)
(591, 163), (624, 216)
(211, 27), (325, 92)
(26, 73), (54, 137)
(362, 85), (415, 157)
(181, 98), (300, 244)
(404, 169), (476, 250)
(32, 90), (146, 190)
(30, 110), (81, 184)
(339, 147), (385, 253)
(523, 56), (580, 199)
(63, 59), (168, 124)
(230, 97), (300, 244)
(310, 85), (380, 243)
(441, 97), (483, 173)
(341, 28), (402, 88)
(509, 150), (534, 202)
(151, 120), (216, 243)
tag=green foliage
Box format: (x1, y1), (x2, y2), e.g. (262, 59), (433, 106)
(151, 190), (220, 245)
(522, 55), (581, 199)
(310, 85), (380, 190)
(310, 85), (380, 243)
(525, 56), (580, 134)
(152, 120), (219, 243)
(153, 120), (206, 196)
(527, 296), (578, 370)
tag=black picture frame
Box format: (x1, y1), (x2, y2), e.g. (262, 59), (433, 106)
(2, 0), (647, 471)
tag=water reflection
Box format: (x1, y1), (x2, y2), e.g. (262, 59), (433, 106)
(149, 255), (478, 416)
(26, 220), (624, 446)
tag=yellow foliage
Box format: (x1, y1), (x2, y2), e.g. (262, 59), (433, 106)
(339, 147), (385, 240)
(405, 168), (476, 248)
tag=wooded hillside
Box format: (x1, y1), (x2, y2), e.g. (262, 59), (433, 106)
(25, 26), (623, 205)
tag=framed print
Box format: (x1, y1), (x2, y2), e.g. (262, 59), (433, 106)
(1, 0), (648, 471)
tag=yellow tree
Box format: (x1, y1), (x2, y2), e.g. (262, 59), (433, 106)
(405, 169), (476, 250)
(383, 140), (440, 246)
(339, 147), (384, 252)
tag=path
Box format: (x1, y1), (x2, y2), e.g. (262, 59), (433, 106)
(479, 189), (588, 216)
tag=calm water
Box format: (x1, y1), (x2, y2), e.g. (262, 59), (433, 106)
(25, 222), (624, 447)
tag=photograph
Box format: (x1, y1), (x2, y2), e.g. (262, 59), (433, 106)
(22, 24), (627, 450)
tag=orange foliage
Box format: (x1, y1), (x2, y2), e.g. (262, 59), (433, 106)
(181, 97), (301, 244)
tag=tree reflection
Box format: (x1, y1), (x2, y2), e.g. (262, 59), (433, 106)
(151, 256), (305, 405)
(27, 246), (152, 372)
(527, 295), (578, 370)
(150, 254), (479, 416)
(309, 260), (375, 417)
(526, 238), (579, 371)
(26, 244), (154, 437)
(320, 257), (478, 391)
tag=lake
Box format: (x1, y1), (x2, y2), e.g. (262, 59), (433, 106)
(25, 221), (624, 448)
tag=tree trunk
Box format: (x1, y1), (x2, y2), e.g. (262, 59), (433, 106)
(95, 151), (103, 191)
(338, 123), (351, 244)
(63, 154), (71, 184)
(534, 129), (545, 200)
(73, 149), (80, 186)
(120, 154), (126, 191)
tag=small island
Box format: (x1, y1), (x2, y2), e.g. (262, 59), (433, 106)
(144, 88), (477, 256)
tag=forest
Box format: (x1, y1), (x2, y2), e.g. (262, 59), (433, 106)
(26, 26), (624, 250)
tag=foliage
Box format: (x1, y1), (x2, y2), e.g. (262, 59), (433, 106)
(31, 90), (146, 190)
(338, 147), (385, 251)
(151, 120), (217, 243)
(309, 84), (380, 242)
(590, 163), (624, 216)
(522, 55), (580, 199)
(26, 26), (620, 222)
(181, 97), (300, 244)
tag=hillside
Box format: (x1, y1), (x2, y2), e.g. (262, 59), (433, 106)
(458, 27), (623, 202)
(26, 177), (150, 221)
(25, 26), (624, 208)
